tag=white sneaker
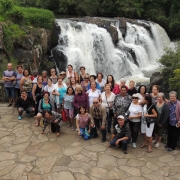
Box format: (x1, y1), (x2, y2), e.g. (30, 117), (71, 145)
(132, 143), (136, 148)
(155, 142), (161, 148)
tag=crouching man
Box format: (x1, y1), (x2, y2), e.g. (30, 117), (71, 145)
(109, 115), (131, 154)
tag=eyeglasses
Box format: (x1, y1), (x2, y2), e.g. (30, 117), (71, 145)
(132, 97), (138, 99)
(93, 102), (99, 104)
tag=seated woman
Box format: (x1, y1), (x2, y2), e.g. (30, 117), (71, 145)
(109, 115), (131, 154)
(34, 91), (55, 127)
(76, 106), (91, 140)
(41, 110), (62, 137)
(16, 90), (35, 120)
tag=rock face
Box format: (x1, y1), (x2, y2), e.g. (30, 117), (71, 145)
(0, 23), (51, 73)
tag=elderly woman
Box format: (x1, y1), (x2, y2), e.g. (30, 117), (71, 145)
(153, 92), (169, 148)
(127, 80), (137, 96)
(16, 90), (35, 120)
(166, 91), (180, 151)
(128, 94), (142, 148)
(34, 91), (55, 127)
(73, 85), (89, 115)
(109, 115), (131, 154)
(141, 94), (157, 152)
(41, 110), (62, 137)
(113, 78), (128, 95)
(101, 84), (115, 133)
(96, 73), (106, 92)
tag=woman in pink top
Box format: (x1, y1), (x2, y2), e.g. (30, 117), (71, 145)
(113, 78), (128, 95)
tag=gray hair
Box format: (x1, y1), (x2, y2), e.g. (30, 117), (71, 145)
(169, 91), (177, 97)
(157, 92), (166, 101)
(42, 70), (47, 73)
(120, 78), (126, 83)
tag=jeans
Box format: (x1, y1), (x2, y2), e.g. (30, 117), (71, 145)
(129, 121), (140, 143)
(5, 87), (15, 98)
(80, 128), (90, 140)
(110, 136), (131, 151)
(167, 124), (180, 150)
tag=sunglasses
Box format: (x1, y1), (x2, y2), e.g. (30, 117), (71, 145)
(132, 97), (138, 99)
(93, 102), (99, 104)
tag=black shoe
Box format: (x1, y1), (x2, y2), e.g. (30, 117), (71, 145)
(123, 151), (128, 154)
(102, 139), (106, 142)
(92, 134), (98, 138)
(108, 129), (111, 133)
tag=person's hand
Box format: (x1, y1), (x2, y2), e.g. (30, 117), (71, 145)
(78, 130), (81, 135)
(115, 139), (120, 146)
(88, 129), (90, 134)
(54, 120), (58, 123)
(91, 123), (94, 127)
(101, 125), (105, 129)
(144, 113), (149, 118)
(177, 123), (180, 128)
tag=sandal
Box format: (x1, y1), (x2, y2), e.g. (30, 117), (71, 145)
(140, 143), (147, 148)
(35, 123), (40, 127)
(7, 103), (12, 107)
(146, 149), (152, 153)
(67, 124), (72, 128)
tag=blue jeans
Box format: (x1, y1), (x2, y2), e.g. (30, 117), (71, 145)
(5, 87), (15, 98)
(80, 128), (90, 140)
(110, 136), (131, 151)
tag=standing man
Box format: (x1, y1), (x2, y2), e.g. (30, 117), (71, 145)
(90, 98), (107, 142)
(2, 63), (16, 107)
(113, 86), (132, 127)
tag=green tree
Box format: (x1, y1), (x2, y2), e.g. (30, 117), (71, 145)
(0, 0), (14, 13)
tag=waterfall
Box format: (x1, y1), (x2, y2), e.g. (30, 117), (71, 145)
(52, 18), (171, 82)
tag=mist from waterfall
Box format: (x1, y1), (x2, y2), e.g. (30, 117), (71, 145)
(53, 19), (171, 82)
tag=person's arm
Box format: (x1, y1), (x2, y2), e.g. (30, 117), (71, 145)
(76, 115), (81, 135)
(144, 108), (157, 118)
(73, 95), (79, 109)
(20, 77), (24, 91)
(32, 84), (37, 101)
(90, 106), (95, 126)
(129, 112), (142, 120)
(38, 100), (43, 113)
(74, 71), (79, 83)
(41, 118), (48, 133)
(115, 136), (129, 145)
(50, 100), (55, 111)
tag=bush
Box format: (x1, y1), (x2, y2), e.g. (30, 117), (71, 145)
(0, 0), (14, 13)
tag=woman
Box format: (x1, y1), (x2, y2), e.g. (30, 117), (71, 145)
(79, 66), (86, 83)
(50, 68), (57, 84)
(20, 69), (32, 97)
(140, 94), (157, 152)
(34, 91), (55, 127)
(63, 87), (75, 130)
(66, 64), (78, 86)
(32, 76), (44, 115)
(154, 93), (169, 148)
(76, 106), (91, 140)
(87, 81), (101, 106)
(101, 84), (115, 133)
(150, 85), (160, 104)
(14, 65), (23, 104)
(73, 85), (89, 116)
(113, 78), (128, 95)
(128, 94), (142, 148)
(44, 78), (55, 102)
(106, 75), (115, 91)
(16, 90), (35, 120)
(81, 74), (90, 92)
(42, 70), (48, 87)
(166, 91), (180, 151)
(52, 76), (67, 113)
(87, 75), (100, 90)
(96, 73), (106, 92)
(127, 80), (137, 96)
(137, 85), (147, 105)
(41, 110), (61, 137)
(70, 77), (79, 92)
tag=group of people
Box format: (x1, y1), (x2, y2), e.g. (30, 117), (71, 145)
(2, 63), (180, 154)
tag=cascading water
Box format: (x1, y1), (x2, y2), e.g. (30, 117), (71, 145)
(52, 18), (171, 82)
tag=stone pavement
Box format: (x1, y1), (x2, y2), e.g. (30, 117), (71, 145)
(0, 103), (180, 180)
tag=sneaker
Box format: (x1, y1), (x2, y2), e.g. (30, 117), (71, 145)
(102, 139), (106, 142)
(132, 143), (136, 148)
(167, 148), (173, 152)
(76, 128), (78, 132)
(124, 151), (128, 154)
(26, 113), (30, 117)
(18, 116), (22, 120)
(155, 142), (161, 148)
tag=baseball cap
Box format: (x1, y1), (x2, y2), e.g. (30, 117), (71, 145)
(117, 115), (125, 120)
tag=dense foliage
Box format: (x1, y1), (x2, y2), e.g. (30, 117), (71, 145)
(13, 0), (180, 39)
(159, 43), (180, 93)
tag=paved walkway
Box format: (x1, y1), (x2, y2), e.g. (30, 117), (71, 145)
(0, 103), (180, 180)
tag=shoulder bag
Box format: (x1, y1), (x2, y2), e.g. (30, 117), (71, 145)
(145, 104), (156, 124)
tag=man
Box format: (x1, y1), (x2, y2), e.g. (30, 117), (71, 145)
(16, 90), (35, 120)
(113, 86), (132, 127)
(109, 115), (131, 154)
(2, 63), (16, 107)
(90, 98), (106, 142)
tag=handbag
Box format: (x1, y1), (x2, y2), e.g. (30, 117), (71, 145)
(145, 104), (156, 124)
(105, 93), (114, 117)
(61, 109), (67, 122)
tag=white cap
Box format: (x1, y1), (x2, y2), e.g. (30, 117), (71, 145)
(117, 115), (125, 120)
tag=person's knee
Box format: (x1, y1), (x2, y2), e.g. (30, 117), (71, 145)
(84, 135), (89, 140)
(18, 108), (23, 112)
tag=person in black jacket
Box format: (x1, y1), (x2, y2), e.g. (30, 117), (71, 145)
(109, 115), (131, 154)
(16, 90), (35, 120)
(154, 93), (169, 148)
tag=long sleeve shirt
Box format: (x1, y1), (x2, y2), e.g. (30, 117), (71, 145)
(90, 104), (106, 125)
(73, 92), (89, 110)
(16, 96), (33, 109)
